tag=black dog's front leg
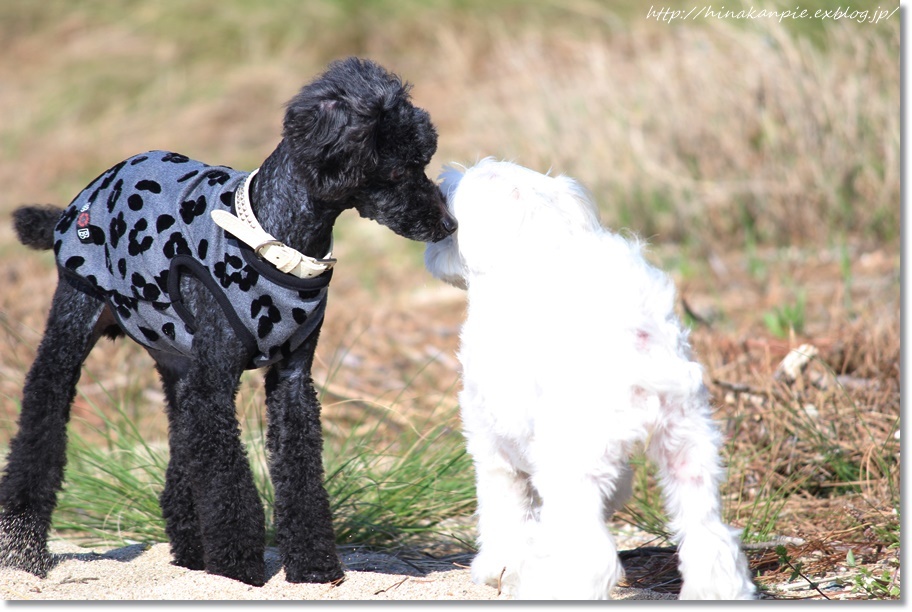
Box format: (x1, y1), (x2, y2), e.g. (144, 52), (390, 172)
(265, 329), (344, 583)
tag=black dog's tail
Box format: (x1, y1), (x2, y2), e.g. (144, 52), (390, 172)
(12, 205), (62, 250)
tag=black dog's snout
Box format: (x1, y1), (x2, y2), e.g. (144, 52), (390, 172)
(441, 212), (458, 234)
(436, 187), (457, 235)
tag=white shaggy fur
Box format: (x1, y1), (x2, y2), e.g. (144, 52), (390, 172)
(425, 159), (756, 600)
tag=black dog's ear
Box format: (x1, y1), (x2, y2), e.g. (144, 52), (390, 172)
(283, 97), (378, 201)
(283, 58), (406, 201)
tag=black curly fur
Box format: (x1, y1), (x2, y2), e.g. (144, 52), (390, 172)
(0, 57), (456, 587)
(12, 205), (61, 250)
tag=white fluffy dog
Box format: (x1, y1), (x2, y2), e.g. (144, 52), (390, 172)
(424, 159), (756, 600)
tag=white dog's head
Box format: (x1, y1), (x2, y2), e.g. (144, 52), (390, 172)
(424, 158), (602, 288)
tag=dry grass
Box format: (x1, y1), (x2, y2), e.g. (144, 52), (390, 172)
(0, 0), (900, 600)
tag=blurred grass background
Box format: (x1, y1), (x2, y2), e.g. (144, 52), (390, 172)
(0, 0), (900, 598)
(0, 0), (899, 251)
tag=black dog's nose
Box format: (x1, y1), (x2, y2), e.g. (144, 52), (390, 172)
(441, 213), (458, 234)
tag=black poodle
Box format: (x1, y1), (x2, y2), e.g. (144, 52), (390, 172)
(0, 57), (456, 586)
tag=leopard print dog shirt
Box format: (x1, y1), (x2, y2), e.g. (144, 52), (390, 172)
(53, 150), (332, 369)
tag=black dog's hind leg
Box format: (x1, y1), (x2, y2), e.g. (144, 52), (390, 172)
(150, 283), (266, 586)
(157, 357), (267, 586)
(265, 328), (344, 583)
(155, 362), (205, 571)
(0, 280), (106, 575)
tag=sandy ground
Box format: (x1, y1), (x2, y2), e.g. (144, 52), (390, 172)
(0, 540), (675, 601)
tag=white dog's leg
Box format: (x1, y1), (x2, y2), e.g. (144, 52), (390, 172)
(518, 470), (624, 600)
(469, 447), (535, 595)
(647, 388), (756, 600)
(602, 461), (633, 521)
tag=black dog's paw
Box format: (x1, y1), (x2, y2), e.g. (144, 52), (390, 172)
(284, 563), (345, 584)
(169, 548), (205, 572)
(205, 560), (267, 587)
(0, 512), (54, 577)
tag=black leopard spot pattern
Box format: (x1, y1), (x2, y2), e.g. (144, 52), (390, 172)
(163, 232), (192, 259)
(179, 196), (207, 224)
(127, 218), (153, 255)
(136, 180), (162, 194)
(53, 150), (330, 369)
(162, 152), (189, 164)
(251, 295), (282, 339)
(157, 214), (176, 233)
(203, 170), (231, 186)
(109, 212), (127, 248)
(55, 206), (78, 234)
(106, 179), (124, 213)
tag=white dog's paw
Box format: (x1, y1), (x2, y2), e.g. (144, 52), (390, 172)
(678, 552), (756, 600)
(470, 549), (520, 595)
(679, 582), (756, 601)
(512, 550), (622, 600)
(677, 526), (757, 600)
